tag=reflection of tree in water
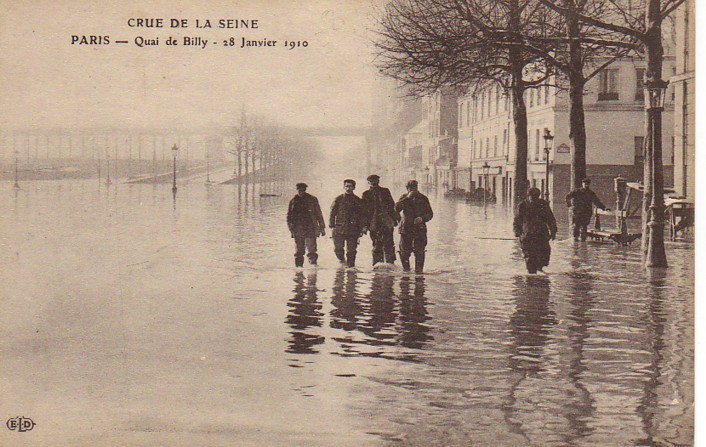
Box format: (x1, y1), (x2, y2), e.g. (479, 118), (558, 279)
(329, 272), (432, 356)
(397, 276), (433, 349)
(635, 269), (669, 447)
(285, 272), (324, 354)
(562, 260), (597, 444)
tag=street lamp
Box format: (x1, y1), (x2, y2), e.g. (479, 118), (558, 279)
(105, 153), (112, 185)
(13, 149), (20, 189)
(644, 79), (668, 267)
(482, 162), (490, 211)
(205, 151), (212, 185)
(172, 144), (178, 193)
(543, 129), (554, 202)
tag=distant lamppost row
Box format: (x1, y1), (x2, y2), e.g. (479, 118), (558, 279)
(644, 80), (668, 267)
(543, 129), (554, 202)
(172, 144), (178, 193)
(13, 149), (20, 189)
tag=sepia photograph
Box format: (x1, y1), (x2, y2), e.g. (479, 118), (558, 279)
(0, 0), (697, 446)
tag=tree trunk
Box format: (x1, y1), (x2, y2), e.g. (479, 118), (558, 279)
(510, 62), (529, 213)
(566, 1), (587, 189)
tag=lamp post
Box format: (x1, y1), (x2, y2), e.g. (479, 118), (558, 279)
(105, 153), (112, 185)
(543, 129), (554, 202)
(13, 149), (20, 189)
(482, 162), (490, 212)
(205, 151), (212, 185)
(644, 80), (668, 267)
(171, 144), (178, 193)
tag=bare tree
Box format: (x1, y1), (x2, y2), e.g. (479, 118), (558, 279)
(539, 0), (685, 267)
(376, 0), (552, 212)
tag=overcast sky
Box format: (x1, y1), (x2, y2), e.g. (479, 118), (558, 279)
(0, 0), (383, 131)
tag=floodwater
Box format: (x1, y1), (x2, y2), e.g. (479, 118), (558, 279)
(0, 151), (694, 446)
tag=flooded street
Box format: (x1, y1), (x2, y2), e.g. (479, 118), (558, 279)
(0, 145), (693, 447)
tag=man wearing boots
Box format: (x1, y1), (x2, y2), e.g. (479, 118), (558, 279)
(287, 183), (326, 267)
(395, 180), (433, 273)
(330, 179), (366, 268)
(361, 174), (399, 266)
(565, 178), (608, 241)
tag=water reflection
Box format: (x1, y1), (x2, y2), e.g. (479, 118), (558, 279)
(361, 274), (397, 346)
(329, 272), (432, 358)
(285, 272), (324, 354)
(563, 258), (597, 443)
(397, 276), (432, 349)
(504, 275), (558, 444)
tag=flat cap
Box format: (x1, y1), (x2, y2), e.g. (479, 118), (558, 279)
(366, 174), (380, 181)
(295, 182), (308, 189)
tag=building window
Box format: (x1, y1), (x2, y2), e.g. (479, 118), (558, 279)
(466, 101), (471, 127)
(634, 136), (645, 165)
(530, 89), (534, 107)
(502, 129), (507, 154)
(494, 135), (498, 157)
(537, 87), (542, 104)
(598, 69), (619, 101)
(496, 88), (500, 114)
(505, 94), (509, 111)
(635, 68), (645, 102)
(545, 85), (550, 104)
(459, 103), (463, 129)
(486, 137), (490, 158)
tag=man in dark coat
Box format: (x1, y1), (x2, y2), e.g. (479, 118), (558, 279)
(287, 183), (326, 267)
(565, 178), (608, 241)
(514, 187), (557, 274)
(395, 180), (433, 273)
(330, 179), (366, 268)
(361, 174), (400, 265)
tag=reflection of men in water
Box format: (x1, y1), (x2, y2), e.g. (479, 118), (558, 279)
(565, 178), (608, 241)
(287, 183), (326, 267)
(514, 187), (557, 274)
(395, 180), (434, 273)
(361, 174), (399, 265)
(398, 276), (432, 349)
(285, 272), (324, 354)
(330, 179), (366, 267)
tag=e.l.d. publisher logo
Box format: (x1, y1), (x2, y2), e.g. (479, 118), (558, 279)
(6, 416), (35, 432)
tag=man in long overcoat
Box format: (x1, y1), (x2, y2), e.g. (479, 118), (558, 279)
(514, 187), (557, 274)
(330, 179), (366, 268)
(287, 183), (326, 267)
(395, 180), (433, 273)
(565, 178), (608, 241)
(361, 174), (400, 265)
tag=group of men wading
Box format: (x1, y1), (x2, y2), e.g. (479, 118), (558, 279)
(288, 175), (606, 275)
(286, 175), (433, 273)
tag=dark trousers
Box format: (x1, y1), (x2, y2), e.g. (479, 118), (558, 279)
(520, 235), (551, 273)
(294, 236), (318, 267)
(571, 214), (591, 241)
(333, 232), (359, 267)
(399, 231), (427, 272)
(370, 228), (396, 264)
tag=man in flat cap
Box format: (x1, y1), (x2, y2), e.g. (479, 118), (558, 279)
(361, 174), (400, 265)
(565, 178), (609, 241)
(287, 182), (326, 267)
(395, 180), (433, 273)
(329, 179), (366, 268)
